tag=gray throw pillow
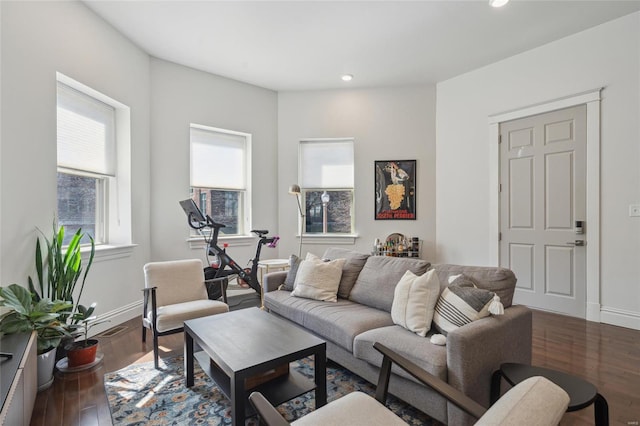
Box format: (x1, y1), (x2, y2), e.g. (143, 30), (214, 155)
(281, 254), (303, 291)
(322, 248), (369, 299)
(448, 273), (479, 288)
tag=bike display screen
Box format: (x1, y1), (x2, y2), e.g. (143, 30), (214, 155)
(179, 199), (206, 223)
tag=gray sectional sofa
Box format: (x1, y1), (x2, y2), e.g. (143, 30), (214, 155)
(262, 248), (532, 425)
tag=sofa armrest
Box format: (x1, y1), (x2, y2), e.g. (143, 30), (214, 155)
(446, 305), (532, 408)
(263, 271), (288, 293)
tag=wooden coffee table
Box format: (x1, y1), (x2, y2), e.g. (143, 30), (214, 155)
(184, 308), (327, 426)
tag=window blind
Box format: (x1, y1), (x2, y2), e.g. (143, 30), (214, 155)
(57, 82), (116, 176)
(300, 140), (354, 188)
(190, 127), (247, 190)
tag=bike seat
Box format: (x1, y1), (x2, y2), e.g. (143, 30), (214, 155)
(251, 229), (269, 237)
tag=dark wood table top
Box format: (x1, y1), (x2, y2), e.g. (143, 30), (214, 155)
(500, 362), (598, 411)
(184, 308), (325, 374)
(0, 333), (31, 408)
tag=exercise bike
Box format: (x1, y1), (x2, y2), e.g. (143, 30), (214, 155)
(179, 199), (279, 299)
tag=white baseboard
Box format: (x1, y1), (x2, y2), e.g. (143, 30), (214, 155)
(89, 300), (142, 337)
(586, 302), (601, 322)
(600, 306), (640, 331)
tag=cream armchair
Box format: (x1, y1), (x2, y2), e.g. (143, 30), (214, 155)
(142, 259), (229, 368)
(249, 342), (570, 426)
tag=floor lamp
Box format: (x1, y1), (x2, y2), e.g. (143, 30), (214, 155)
(288, 184), (304, 258)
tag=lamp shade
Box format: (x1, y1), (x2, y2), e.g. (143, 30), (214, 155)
(289, 184), (301, 195)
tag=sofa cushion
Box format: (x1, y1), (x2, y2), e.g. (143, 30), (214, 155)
(349, 256), (431, 312)
(291, 257), (345, 302)
(391, 269), (441, 337)
(264, 290), (311, 325)
(432, 264), (517, 308)
(353, 325), (447, 382)
(264, 290), (393, 352)
(322, 248), (369, 299)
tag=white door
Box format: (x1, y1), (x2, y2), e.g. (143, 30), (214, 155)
(499, 105), (586, 318)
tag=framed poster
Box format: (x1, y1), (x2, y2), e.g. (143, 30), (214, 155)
(375, 160), (416, 220)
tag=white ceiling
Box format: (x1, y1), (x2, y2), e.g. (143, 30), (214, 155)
(84, 0), (640, 91)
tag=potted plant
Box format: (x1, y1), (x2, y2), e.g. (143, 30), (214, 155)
(28, 223), (96, 358)
(0, 284), (72, 390)
(65, 303), (109, 368)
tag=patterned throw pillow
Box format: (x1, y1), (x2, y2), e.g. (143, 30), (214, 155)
(432, 284), (503, 336)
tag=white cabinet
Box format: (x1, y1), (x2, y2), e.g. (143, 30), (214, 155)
(0, 332), (37, 426)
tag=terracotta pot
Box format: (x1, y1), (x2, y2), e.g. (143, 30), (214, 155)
(66, 339), (99, 367)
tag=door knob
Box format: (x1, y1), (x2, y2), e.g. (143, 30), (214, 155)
(566, 240), (585, 246)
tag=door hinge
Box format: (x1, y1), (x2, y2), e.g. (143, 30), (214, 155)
(499, 232), (502, 241)
(498, 135), (502, 144)
(499, 183), (502, 193)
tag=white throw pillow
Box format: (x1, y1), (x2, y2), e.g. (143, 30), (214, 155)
(391, 269), (441, 337)
(291, 257), (346, 302)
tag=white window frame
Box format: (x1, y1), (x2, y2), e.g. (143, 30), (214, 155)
(298, 138), (356, 239)
(56, 73), (133, 258)
(189, 124), (252, 238)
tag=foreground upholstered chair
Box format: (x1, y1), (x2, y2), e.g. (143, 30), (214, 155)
(249, 342), (569, 426)
(142, 259), (229, 368)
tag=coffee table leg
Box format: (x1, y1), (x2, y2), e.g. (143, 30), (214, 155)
(594, 393), (609, 426)
(315, 351), (327, 408)
(185, 331), (194, 388)
(230, 374), (246, 426)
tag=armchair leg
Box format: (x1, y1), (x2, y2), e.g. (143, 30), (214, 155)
(153, 331), (160, 369)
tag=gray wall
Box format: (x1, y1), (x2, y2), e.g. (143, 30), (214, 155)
(278, 85), (436, 260)
(0, 1), (150, 328)
(149, 58), (279, 264)
(436, 12), (640, 329)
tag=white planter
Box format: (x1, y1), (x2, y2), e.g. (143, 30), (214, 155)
(37, 347), (57, 391)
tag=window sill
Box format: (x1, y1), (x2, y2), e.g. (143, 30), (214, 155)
(81, 243), (137, 262)
(187, 235), (255, 250)
(298, 234), (359, 245)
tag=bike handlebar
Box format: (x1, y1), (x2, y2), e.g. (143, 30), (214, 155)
(187, 212), (226, 230)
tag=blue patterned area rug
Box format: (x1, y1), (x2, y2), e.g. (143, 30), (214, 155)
(104, 355), (434, 425)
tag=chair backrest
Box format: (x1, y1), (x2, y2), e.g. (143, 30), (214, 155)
(144, 259), (207, 307)
(476, 376), (569, 425)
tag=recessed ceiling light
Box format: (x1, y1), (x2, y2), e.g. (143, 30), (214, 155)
(489, 0), (509, 7)
(341, 74), (353, 82)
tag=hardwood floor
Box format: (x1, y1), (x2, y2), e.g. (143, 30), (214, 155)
(30, 307), (640, 426)
(530, 310), (640, 425)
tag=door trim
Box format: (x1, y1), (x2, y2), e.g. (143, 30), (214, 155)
(488, 88), (602, 322)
